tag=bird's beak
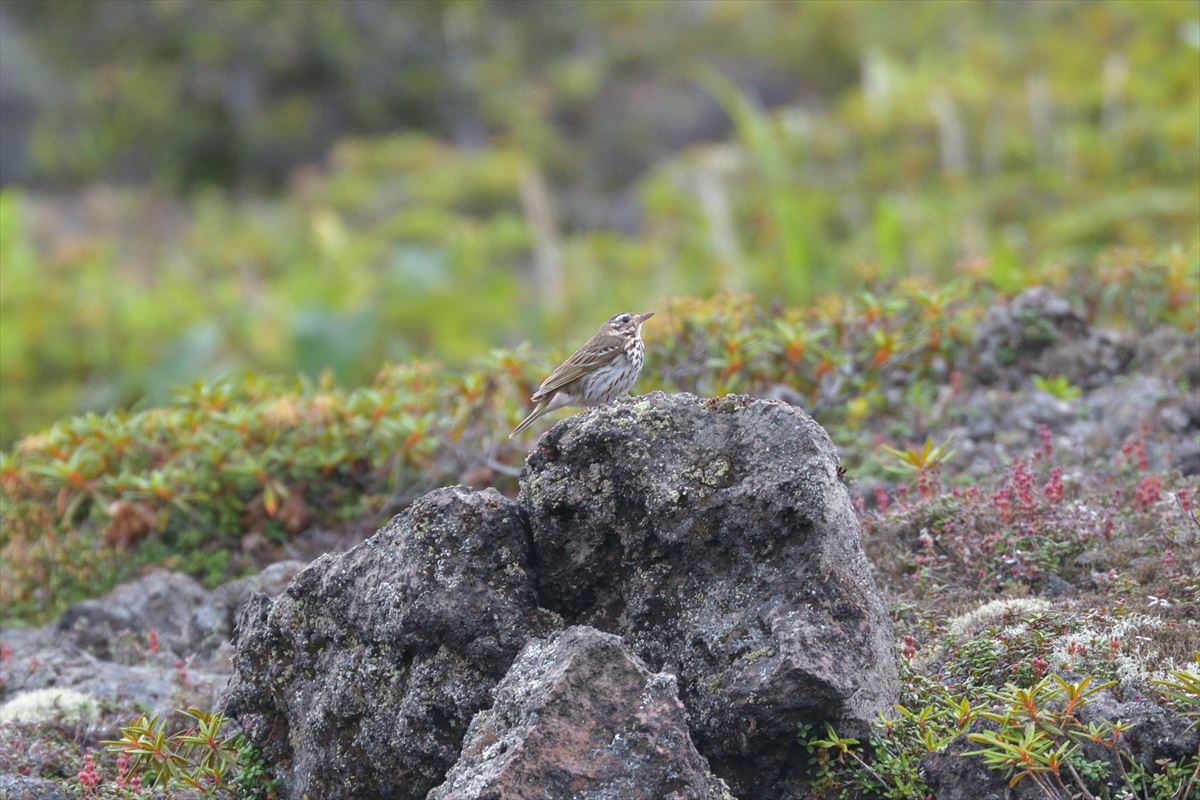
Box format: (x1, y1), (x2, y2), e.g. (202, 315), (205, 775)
(635, 312), (655, 324)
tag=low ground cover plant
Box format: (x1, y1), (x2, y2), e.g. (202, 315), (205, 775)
(5, 263), (1196, 623)
(824, 416), (1200, 800)
(801, 661), (1199, 800)
(0, 278), (993, 623)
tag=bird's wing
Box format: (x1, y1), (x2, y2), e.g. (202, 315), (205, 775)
(531, 332), (625, 401)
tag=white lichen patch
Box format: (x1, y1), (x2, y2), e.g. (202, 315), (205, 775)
(1049, 612), (1190, 689)
(0, 687), (100, 726)
(947, 597), (1055, 638)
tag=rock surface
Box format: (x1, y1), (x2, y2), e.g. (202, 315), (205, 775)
(189, 560), (307, 657)
(1078, 692), (1200, 771)
(49, 562), (306, 663)
(222, 487), (559, 800)
(906, 288), (1200, 483)
(0, 777), (66, 800)
(430, 626), (733, 800)
(0, 564), (304, 792)
(0, 775), (67, 800)
(520, 392), (898, 797)
(920, 689), (1199, 800)
(55, 571), (211, 661)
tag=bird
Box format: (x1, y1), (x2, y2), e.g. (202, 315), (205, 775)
(510, 311), (654, 438)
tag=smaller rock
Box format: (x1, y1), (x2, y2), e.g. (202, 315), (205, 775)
(430, 626), (735, 800)
(972, 287), (1139, 391)
(1073, 549), (1108, 569)
(0, 647), (225, 736)
(1043, 574), (1073, 598)
(1175, 439), (1200, 477)
(1010, 391), (1077, 432)
(0, 775), (67, 800)
(974, 287), (1089, 386)
(56, 571), (209, 660)
(1085, 375), (1168, 446)
(965, 414), (996, 441)
(1159, 405), (1190, 433)
(1037, 327), (1133, 390)
(761, 384), (807, 408)
(0, 564), (303, 738)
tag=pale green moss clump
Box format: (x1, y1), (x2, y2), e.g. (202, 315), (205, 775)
(0, 687), (100, 726)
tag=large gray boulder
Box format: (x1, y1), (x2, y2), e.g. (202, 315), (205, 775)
(222, 392), (897, 798)
(222, 487), (559, 800)
(430, 626), (734, 800)
(520, 392), (898, 797)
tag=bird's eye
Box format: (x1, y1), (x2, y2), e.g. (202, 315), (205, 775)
(617, 313), (631, 323)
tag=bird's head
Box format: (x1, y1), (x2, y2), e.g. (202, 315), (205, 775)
(604, 311), (654, 338)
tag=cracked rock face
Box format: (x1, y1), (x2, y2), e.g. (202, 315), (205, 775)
(222, 487), (559, 800)
(429, 626), (733, 800)
(520, 392), (898, 797)
(224, 393), (897, 799)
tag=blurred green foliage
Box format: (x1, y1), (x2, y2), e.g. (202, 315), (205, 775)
(1, 0), (1197, 441)
(9, 0), (1198, 192)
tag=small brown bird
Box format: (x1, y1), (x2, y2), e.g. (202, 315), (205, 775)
(510, 311), (654, 437)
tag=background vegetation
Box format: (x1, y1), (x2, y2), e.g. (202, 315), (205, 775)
(1, 0), (1197, 443)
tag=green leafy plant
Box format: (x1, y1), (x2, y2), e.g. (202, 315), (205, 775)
(881, 435), (956, 474)
(1032, 375), (1082, 401)
(799, 664), (976, 799)
(233, 736), (281, 800)
(101, 707), (277, 798)
(965, 675), (1195, 800)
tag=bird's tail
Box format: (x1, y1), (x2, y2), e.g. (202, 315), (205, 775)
(509, 401), (547, 438)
